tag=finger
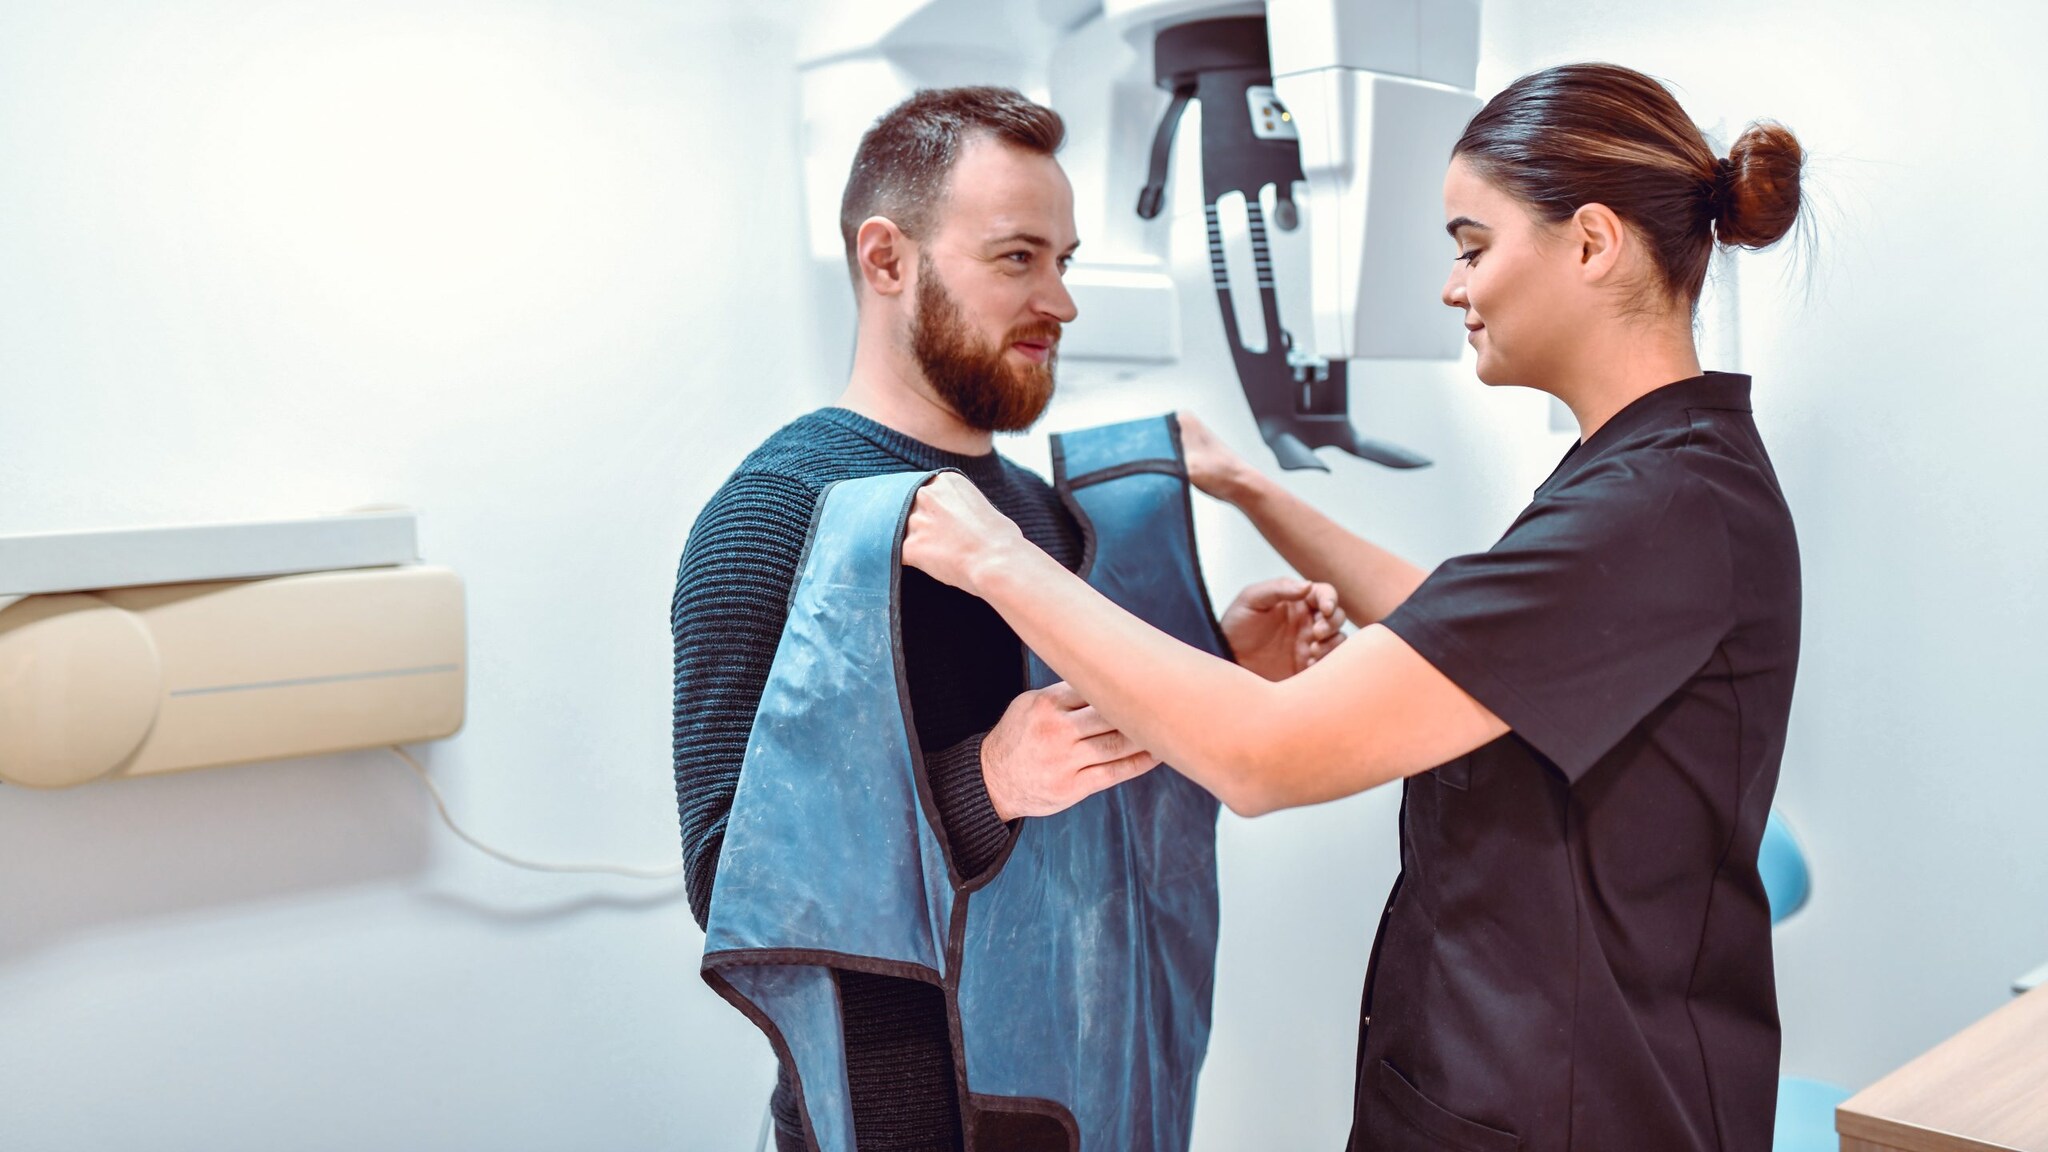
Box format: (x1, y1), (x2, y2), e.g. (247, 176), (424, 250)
(1072, 751), (1162, 800)
(929, 472), (1001, 519)
(1064, 703), (1118, 739)
(999, 687), (1043, 722)
(1309, 582), (1340, 618)
(1284, 599), (1332, 646)
(1306, 597), (1347, 641)
(915, 471), (959, 504)
(1038, 680), (1086, 710)
(1076, 728), (1143, 764)
(1233, 576), (1312, 614)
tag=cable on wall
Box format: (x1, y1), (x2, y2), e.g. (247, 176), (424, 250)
(389, 745), (685, 880)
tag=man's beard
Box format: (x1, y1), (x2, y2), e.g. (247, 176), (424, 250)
(909, 255), (1059, 434)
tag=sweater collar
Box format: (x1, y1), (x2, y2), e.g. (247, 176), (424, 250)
(816, 407), (1013, 486)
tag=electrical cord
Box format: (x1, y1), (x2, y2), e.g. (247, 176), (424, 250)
(389, 745), (685, 880)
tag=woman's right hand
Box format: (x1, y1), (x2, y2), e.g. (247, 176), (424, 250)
(902, 471), (1031, 597)
(1176, 411), (1257, 504)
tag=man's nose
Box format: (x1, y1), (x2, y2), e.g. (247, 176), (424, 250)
(1038, 270), (1078, 324)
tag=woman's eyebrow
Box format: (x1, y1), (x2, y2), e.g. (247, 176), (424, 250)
(1445, 216), (1491, 237)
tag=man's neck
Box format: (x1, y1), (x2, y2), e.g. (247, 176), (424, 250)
(836, 328), (993, 456)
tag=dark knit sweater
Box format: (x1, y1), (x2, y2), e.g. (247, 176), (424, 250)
(672, 407), (1083, 1150)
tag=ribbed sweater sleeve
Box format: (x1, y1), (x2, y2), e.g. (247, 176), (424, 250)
(671, 471), (1013, 921)
(671, 470), (814, 930)
(924, 735), (1013, 879)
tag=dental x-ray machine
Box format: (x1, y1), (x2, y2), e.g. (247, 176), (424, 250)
(796, 0), (1482, 470)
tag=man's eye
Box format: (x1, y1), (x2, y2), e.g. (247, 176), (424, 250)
(1005, 252), (1031, 265)
(1056, 257), (1072, 275)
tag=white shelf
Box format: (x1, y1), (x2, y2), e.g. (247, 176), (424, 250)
(0, 508), (420, 596)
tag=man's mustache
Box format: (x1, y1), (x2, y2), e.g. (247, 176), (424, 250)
(1008, 322), (1062, 347)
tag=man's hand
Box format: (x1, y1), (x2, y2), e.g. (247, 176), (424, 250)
(981, 682), (1160, 820)
(1222, 578), (1347, 681)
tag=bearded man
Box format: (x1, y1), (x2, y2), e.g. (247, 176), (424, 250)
(672, 87), (1342, 1152)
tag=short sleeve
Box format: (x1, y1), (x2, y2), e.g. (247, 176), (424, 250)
(1383, 455), (1734, 783)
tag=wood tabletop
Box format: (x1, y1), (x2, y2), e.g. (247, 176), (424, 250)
(1837, 983), (2048, 1152)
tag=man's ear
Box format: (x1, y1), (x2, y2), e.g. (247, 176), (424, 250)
(856, 216), (912, 300)
(1570, 202), (1628, 285)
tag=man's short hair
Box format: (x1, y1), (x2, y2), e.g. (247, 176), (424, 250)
(839, 86), (1066, 286)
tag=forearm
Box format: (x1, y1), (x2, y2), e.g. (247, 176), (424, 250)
(905, 470), (1485, 813)
(964, 542), (1502, 814)
(971, 546), (1310, 815)
(1222, 471), (1426, 624)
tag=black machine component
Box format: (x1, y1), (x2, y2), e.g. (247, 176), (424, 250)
(1137, 16), (1429, 472)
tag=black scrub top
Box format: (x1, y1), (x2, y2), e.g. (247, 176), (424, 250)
(1355, 373), (1800, 1152)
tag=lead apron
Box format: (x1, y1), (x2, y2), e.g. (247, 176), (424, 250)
(702, 415), (1228, 1152)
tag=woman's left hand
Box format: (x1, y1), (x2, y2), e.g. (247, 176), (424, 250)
(901, 472), (1031, 594)
(1221, 578), (1348, 681)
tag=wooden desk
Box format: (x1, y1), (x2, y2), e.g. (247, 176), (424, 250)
(1838, 983), (2048, 1152)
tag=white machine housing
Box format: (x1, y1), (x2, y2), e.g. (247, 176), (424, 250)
(1104, 0), (1481, 361)
(0, 513), (465, 789)
(1265, 0), (1480, 359)
(796, 0), (1481, 374)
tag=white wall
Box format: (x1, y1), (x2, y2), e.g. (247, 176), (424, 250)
(0, 3), (811, 1149)
(4, 1), (2046, 1150)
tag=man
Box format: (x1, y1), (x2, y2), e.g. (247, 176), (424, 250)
(672, 87), (1341, 1151)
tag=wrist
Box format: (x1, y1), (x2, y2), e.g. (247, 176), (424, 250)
(963, 533), (1037, 601)
(979, 739), (1016, 822)
(1217, 464), (1274, 509)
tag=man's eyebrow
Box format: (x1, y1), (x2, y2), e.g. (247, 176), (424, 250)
(1445, 216), (1490, 238)
(987, 231), (1082, 254)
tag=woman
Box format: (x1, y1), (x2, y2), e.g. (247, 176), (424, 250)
(902, 63), (1807, 1152)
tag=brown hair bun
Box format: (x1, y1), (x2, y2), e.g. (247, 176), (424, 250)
(1455, 64), (1809, 305)
(1717, 121), (1804, 249)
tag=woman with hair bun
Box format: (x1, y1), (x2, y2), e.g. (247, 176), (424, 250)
(903, 62), (1805, 1150)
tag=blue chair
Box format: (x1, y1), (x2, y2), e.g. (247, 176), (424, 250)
(1760, 810), (1853, 1151)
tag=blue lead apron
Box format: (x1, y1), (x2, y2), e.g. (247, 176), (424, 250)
(702, 415), (1228, 1152)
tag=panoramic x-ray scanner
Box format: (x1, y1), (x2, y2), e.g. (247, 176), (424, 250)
(798, 0), (1480, 470)
(0, 510), (465, 789)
